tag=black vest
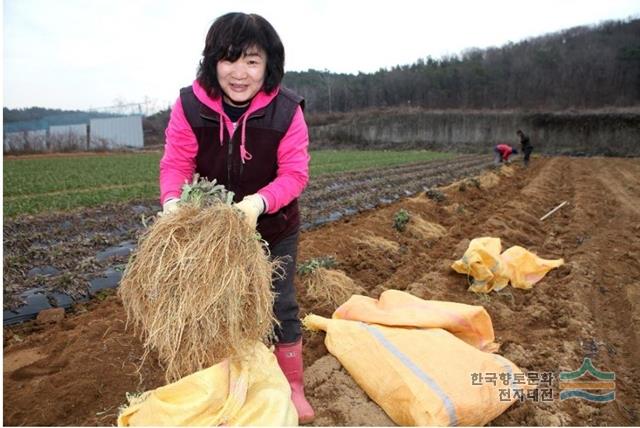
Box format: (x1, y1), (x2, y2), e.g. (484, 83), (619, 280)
(179, 86), (305, 245)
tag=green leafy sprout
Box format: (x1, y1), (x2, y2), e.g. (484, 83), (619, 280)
(297, 256), (337, 276)
(180, 174), (235, 207)
(393, 209), (410, 232)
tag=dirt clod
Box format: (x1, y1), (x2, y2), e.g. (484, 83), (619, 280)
(36, 307), (65, 324)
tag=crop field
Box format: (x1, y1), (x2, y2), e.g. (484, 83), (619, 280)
(3, 149), (451, 217)
(3, 154), (640, 426)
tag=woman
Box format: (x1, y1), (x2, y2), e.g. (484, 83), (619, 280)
(494, 143), (518, 164)
(159, 12), (314, 423)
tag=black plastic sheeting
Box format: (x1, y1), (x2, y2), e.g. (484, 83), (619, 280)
(3, 267), (124, 326)
(3, 238), (139, 327)
(3, 192), (416, 327)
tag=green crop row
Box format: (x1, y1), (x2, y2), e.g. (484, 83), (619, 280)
(310, 150), (450, 175)
(3, 150), (451, 217)
(4, 183), (159, 218)
(3, 153), (160, 197)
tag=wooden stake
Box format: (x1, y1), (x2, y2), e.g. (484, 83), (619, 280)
(540, 201), (568, 221)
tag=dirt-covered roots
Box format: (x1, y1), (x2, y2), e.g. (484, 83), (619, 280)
(407, 216), (447, 241)
(302, 268), (363, 311)
(353, 233), (400, 253)
(118, 202), (278, 382)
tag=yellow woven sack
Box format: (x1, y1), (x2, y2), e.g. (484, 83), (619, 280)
(501, 245), (564, 289)
(117, 342), (297, 426)
(333, 289), (498, 351)
(304, 290), (529, 426)
(451, 237), (564, 293)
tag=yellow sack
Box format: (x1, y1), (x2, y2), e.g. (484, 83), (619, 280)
(451, 237), (564, 293)
(304, 290), (530, 426)
(118, 342), (297, 426)
(333, 289), (498, 351)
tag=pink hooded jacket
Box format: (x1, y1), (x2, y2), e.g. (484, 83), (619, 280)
(159, 80), (310, 214)
(495, 144), (514, 161)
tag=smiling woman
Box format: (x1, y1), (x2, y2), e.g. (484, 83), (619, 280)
(216, 47), (267, 107)
(157, 12), (316, 423)
(196, 13), (284, 104)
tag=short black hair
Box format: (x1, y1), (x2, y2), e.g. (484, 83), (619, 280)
(197, 13), (285, 98)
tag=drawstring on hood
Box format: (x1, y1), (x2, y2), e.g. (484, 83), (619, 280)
(219, 113), (224, 147)
(239, 115), (252, 163)
(218, 111), (252, 163)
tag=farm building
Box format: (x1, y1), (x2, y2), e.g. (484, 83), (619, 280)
(89, 116), (144, 149)
(3, 129), (47, 152)
(49, 124), (89, 151)
(3, 115), (143, 153)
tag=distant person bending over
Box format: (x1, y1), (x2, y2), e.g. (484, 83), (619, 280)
(494, 144), (518, 165)
(517, 129), (533, 167)
(158, 12), (314, 424)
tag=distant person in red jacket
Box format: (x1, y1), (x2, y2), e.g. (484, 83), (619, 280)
(494, 144), (518, 165)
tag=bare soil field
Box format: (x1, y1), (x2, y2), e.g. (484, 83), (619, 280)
(3, 155), (490, 311)
(3, 156), (640, 426)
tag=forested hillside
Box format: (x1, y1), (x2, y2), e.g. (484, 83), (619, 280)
(283, 18), (640, 113)
(5, 18), (638, 135)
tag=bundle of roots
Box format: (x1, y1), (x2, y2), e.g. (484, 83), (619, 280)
(119, 199), (278, 382)
(407, 215), (447, 241)
(353, 233), (400, 254)
(300, 265), (362, 311)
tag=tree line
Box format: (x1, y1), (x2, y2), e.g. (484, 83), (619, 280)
(5, 17), (638, 131)
(3, 107), (119, 123)
(283, 18), (640, 113)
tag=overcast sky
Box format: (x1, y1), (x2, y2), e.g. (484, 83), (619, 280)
(3, 0), (639, 112)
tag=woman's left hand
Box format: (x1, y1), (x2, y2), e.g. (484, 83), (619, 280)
(234, 194), (265, 228)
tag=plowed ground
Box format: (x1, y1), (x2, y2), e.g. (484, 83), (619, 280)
(4, 157), (640, 426)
